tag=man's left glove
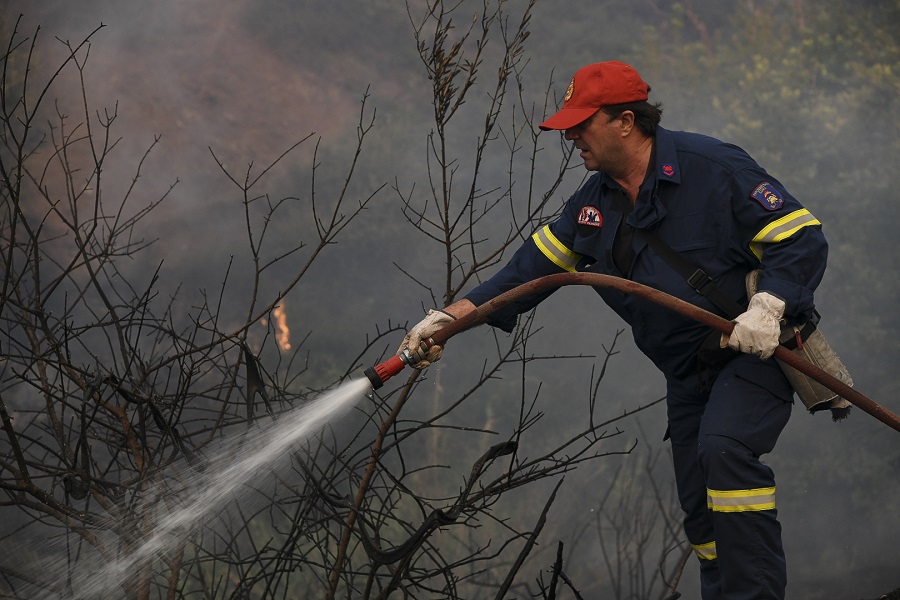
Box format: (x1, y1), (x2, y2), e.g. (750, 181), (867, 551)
(398, 309), (456, 368)
(721, 291), (785, 360)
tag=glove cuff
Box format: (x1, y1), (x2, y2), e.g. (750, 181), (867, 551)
(429, 308), (457, 321)
(748, 291), (786, 319)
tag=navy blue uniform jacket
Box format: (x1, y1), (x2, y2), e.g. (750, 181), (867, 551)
(465, 127), (828, 383)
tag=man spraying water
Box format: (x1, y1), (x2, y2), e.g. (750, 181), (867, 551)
(396, 60), (827, 600)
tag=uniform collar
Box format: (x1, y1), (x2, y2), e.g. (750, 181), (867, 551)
(629, 127), (678, 228)
(597, 127), (680, 191)
(595, 127), (678, 228)
(653, 127), (681, 184)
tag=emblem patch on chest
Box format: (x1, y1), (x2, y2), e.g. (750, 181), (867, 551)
(578, 206), (603, 226)
(750, 182), (784, 211)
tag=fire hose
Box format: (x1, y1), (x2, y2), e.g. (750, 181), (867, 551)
(365, 272), (900, 434)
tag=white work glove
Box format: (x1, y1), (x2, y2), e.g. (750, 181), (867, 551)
(721, 291), (786, 360)
(398, 309), (456, 368)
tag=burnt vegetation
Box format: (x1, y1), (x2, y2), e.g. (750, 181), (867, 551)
(0, 4), (684, 599)
(2, 0), (899, 598)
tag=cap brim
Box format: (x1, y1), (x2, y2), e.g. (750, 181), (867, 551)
(538, 107), (599, 131)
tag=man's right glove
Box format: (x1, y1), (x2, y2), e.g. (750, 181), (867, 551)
(398, 309), (456, 368)
(721, 291), (786, 360)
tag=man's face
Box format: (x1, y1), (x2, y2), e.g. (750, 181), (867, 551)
(564, 110), (624, 172)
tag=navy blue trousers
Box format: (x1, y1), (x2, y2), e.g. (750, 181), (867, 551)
(667, 354), (793, 600)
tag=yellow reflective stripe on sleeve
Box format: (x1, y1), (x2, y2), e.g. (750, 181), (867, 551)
(749, 208), (821, 259)
(707, 486), (776, 512)
(532, 225), (581, 272)
(691, 540), (718, 561)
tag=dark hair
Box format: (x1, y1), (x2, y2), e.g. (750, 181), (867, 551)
(602, 98), (663, 137)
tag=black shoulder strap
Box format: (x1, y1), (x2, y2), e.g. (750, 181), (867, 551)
(635, 228), (745, 319)
(635, 228), (820, 349)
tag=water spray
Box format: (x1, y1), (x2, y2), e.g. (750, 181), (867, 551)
(365, 272), (900, 433)
(30, 380), (371, 600)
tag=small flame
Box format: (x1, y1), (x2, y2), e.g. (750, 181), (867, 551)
(271, 302), (292, 352)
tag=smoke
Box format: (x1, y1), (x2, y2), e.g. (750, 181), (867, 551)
(3, 1), (898, 597)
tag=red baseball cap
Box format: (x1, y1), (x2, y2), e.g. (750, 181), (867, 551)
(539, 61), (649, 131)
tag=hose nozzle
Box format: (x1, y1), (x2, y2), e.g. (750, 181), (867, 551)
(364, 353), (408, 390)
(364, 339), (436, 390)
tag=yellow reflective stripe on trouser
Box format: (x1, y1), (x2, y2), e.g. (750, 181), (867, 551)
(707, 486), (776, 512)
(749, 208), (821, 259)
(532, 225), (581, 272)
(691, 540), (718, 561)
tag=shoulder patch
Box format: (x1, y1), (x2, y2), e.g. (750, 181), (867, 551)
(750, 182), (784, 211)
(578, 206), (602, 227)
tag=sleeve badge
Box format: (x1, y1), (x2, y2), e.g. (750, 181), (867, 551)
(578, 205), (602, 227)
(750, 182), (784, 211)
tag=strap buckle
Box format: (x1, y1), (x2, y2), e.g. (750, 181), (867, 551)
(780, 310), (821, 350)
(687, 268), (715, 295)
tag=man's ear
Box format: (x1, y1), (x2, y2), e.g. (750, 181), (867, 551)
(617, 110), (635, 136)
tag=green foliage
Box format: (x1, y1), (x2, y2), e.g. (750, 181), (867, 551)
(641, 1), (899, 163)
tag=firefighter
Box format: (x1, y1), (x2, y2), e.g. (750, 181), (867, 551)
(399, 61), (828, 599)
